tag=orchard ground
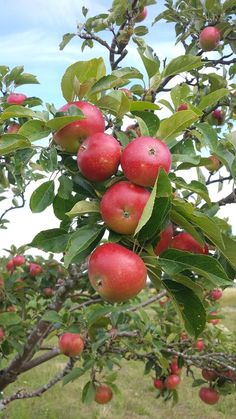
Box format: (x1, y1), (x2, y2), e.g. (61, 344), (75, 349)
(2, 289), (236, 419)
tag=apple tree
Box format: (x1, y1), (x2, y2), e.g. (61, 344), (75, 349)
(0, 0), (236, 409)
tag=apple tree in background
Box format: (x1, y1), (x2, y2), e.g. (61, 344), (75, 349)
(0, 0), (236, 409)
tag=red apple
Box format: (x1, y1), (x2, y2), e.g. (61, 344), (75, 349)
(205, 155), (221, 171)
(29, 263), (43, 277)
(6, 259), (15, 272)
(54, 101), (105, 153)
(202, 369), (218, 381)
(177, 103), (188, 111)
(6, 305), (16, 312)
(95, 384), (113, 404)
(154, 379), (165, 390)
(164, 374), (181, 390)
(194, 338), (205, 352)
(120, 88), (133, 99)
(159, 296), (169, 306)
(6, 123), (20, 133)
(0, 327), (5, 342)
(136, 7), (148, 22)
(6, 93), (27, 105)
(43, 287), (54, 297)
(59, 333), (84, 357)
(209, 288), (222, 301)
(88, 243), (147, 302)
(208, 311), (220, 325)
(154, 223), (173, 256)
(199, 387), (220, 405)
(13, 255), (25, 267)
(170, 359), (181, 375)
(100, 181), (150, 235)
(77, 133), (121, 182)
(171, 232), (208, 254)
(199, 26), (220, 51)
(121, 137), (172, 187)
(212, 109), (224, 125)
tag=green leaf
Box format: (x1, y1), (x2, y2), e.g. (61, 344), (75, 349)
(130, 101), (160, 111)
(59, 33), (76, 50)
(58, 175), (73, 200)
(14, 73), (39, 86)
(163, 55), (203, 77)
(112, 67), (143, 80)
(162, 279), (206, 338)
(134, 25), (149, 36)
(30, 181), (55, 213)
(137, 45), (160, 78)
(0, 313), (21, 326)
(82, 381), (96, 404)
(198, 88), (229, 110)
(134, 177), (158, 236)
(0, 105), (36, 120)
(39, 147), (58, 172)
(63, 368), (85, 385)
(46, 114), (84, 131)
(89, 75), (126, 95)
(96, 90), (130, 118)
(64, 224), (104, 268)
(131, 111), (160, 137)
(171, 175), (211, 205)
(0, 134), (31, 155)
(18, 120), (51, 142)
(30, 229), (69, 253)
(158, 111), (199, 144)
(42, 311), (62, 323)
(66, 200), (100, 218)
(138, 197), (171, 242)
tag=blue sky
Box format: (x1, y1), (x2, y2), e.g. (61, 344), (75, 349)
(0, 0), (177, 107)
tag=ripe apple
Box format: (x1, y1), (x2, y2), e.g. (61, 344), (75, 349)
(88, 242), (147, 302)
(208, 311), (220, 325)
(95, 384), (113, 404)
(6, 93), (27, 105)
(205, 155), (220, 172)
(159, 296), (169, 306)
(210, 288), (222, 301)
(199, 387), (220, 405)
(164, 374), (181, 390)
(136, 7), (148, 22)
(59, 333), (84, 357)
(13, 255), (25, 267)
(6, 259), (15, 272)
(53, 101), (105, 153)
(121, 137), (172, 187)
(154, 223), (173, 256)
(199, 26), (220, 51)
(202, 369), (218, 381)
(194, 338), (205, 352)
(29, 263), (43, 277)
(6, 123), (20, 133)
(212, 109), (224, 125)
(100, 181), (150, 235)
(120, 88), (133, 99)
(154, 379), (165, 390)
(170, 359), (181, 375)
(0, 327), (5, 342)
(177, 103), (188, 111)
(77, 133), (121, 182)
(43, 287), (54, 297)
(171, 232), (208, 254)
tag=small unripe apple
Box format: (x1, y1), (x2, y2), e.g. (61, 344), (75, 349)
(154, 223), (173, 256)
(0, 327), (5, 341)
(59, 333), (84, 357)
(202, 369), (218, 381)
(170, 359), (181, 375)
(43, 287), (54, 297)
(199, 26), (220, 51)
(121, 136), (172, 187)
(199, 387), (220, 405)
(6, 123), (20, 133)
(136, 7), (148, 22)
(77, 133), (121, 182)
(88, 243), (147, 302)
(177, 103), (188, 111)
(209, 288), (222, 301)
(29, 263), (43, 277)
(154, 379), (165, 390)
(171, 232), (208, 254)
(205, 155), (221, 172)
(95, 384), (113, 404)
(6, 259), (15, 272)
(164, 374), (181, 390)
(194, 338), (205, 352)
(6, 93), (27, 105)
(13, 255), (25, 267)
(54, 101), (105, 153)
(100, 181), (150, 235)
(212, 109), (224, 125)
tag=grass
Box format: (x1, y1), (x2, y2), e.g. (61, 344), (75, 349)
(1, 289), (236, 419)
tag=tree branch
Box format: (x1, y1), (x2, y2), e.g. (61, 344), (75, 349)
(19, 348), (60, 374)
